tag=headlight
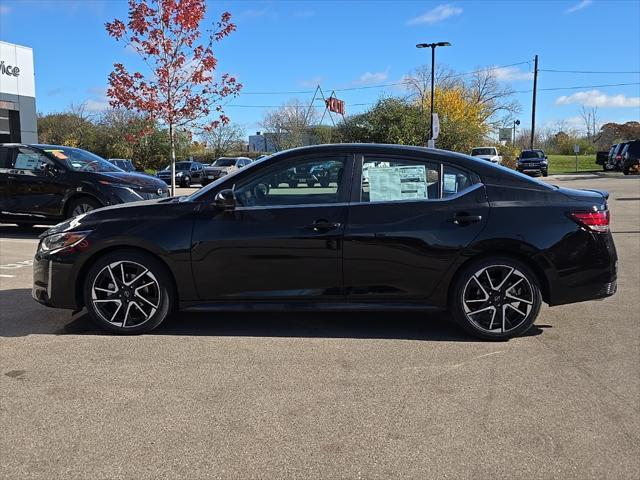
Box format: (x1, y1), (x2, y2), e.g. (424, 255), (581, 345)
(39, 231), (92, 254)
(176, 171), (184, 176)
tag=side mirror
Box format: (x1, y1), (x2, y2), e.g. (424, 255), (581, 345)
(215, 189), (236, 210)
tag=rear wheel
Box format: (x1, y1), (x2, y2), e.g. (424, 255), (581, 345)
(451, 257), (542, 340)
(83, 250), (174, 334)
(67, 197), (101, 218)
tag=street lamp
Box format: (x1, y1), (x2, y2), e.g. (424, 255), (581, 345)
(416, 41), (451, 146)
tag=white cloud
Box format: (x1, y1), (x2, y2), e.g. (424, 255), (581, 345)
(566, 0), (593, 14)
(555, 90), (640, 108)
(85, 98), (110, 112)
(407, 4), (463, 25)
(490, 66), (533, 82)
(355, 69), (390, 85)
(300, 76), (324, 88)
(0, 5), (11, 14)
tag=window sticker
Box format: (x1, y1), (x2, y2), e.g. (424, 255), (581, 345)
(443, 173), (458, 194)
(368, 165), (427, 201)
(45, 150), (68, 160)
(14, 153), (40, 170)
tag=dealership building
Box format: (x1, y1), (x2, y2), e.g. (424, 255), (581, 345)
(0, 41), (37, 144)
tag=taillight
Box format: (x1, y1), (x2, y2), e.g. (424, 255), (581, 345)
(569, 210), (610, 233)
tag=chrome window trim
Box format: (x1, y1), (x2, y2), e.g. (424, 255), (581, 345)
(235, 202), (350, 211)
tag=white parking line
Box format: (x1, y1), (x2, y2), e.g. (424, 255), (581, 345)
(0, 274), (16, 278)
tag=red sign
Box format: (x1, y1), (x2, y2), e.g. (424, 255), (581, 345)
(325, 97), (345, 115)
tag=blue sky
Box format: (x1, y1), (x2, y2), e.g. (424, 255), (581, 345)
(1, 0), (639, 136)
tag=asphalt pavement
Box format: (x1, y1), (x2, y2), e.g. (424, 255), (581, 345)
(1, 174), (639, 479)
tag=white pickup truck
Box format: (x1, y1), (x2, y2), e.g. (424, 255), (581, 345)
(470, 147), (502, 164)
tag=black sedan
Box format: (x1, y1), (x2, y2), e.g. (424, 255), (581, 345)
(32, 144), (617, 340)
(0, 144), (169, 227)
(156, 161), (205, 187)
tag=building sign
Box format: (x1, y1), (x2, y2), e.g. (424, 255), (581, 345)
(0, 61), (20, 77)
(0, 41), (35, 98)
(325, 96), (345, 115)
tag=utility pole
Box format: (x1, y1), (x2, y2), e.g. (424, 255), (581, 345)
(416, 42), (451, 147)
(530, 54), (538, 150)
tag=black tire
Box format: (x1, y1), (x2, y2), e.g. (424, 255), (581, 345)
(320, 180), (330, 188)
(450, 256), (542, 341)
(623, 167), (630, 175)
(270, 180), (279, 188)
(288, 180), (298, 188)
(201, 179), (210, 187)
(181, 176), (191, 188)
(67, 197), (102, 218)
(306, 180), (315, 188)
(542, 170), (548, 177)
(83, 249), (175, 334)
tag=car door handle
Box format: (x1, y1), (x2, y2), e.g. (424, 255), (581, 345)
(304, 220), (341, 232)
(453, 213), (482, 225)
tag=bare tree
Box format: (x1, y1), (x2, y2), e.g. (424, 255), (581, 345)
(203, 122), (246, 158)
(467, 69), (521, 125)
(261, 99), (319, 151)
(580, 106), (599, 140)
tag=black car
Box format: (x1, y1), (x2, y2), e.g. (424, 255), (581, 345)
(516, 149), (548, 176)
(0, 144), (169, 227)
(32, 144), (617, 340)
(156, 161), (205, 187)
(620, 139), (639, 175)
(108, 158), (136, 172)
(609, 142), (629, 171)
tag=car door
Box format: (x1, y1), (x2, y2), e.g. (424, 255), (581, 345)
(191, 153), (352, 300)
(0, 146), (13, 213)
(343, 154), (490, 300)
(4, 146), (69, 219)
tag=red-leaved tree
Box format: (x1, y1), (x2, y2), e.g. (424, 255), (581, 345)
(106, 0), (241, 194)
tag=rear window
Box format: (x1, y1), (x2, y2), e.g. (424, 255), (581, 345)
(471, 148), (496, 156)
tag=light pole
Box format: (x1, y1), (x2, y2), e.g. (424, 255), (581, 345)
(513, 119), (520, 145)
(416, 41), (451, 146)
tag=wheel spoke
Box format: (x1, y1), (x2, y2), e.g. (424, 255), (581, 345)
(506, 303), (528, 318)
(135, 288), (158, 309)
(467, 305), (495, 316)
(487, 307), (497, 330)
(505, 292), (533, 305)
(125, 269), (149, 287)
(130, 301), (149, 319)
(494, 267), (515, 290)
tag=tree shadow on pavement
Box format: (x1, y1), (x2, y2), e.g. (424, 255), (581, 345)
(0, 288), (545, 341)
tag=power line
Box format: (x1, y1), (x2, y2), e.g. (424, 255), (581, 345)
(513, 81), (640, 94)
(240, 60), (532, 95)
(540, 69), (640, 74)
(226, 82), (639, 108)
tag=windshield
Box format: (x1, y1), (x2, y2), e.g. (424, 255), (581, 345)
(163, 162), (191, 171)
(471, 148), (496, 156)
(213, 158), (237, 167)
(43, 146), (123, 173)
(520, 150), (544, 159)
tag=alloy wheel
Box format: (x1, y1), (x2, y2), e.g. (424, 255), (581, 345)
(462, 265), (534, 334)
(91, 260), (161, 328)
(72, 203), (95, 216)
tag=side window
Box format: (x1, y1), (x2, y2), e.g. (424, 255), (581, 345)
(442, 165), (475, 198)
(361, 157), (440, 202)
(14, 148), (49, 171)
(234, 156), (347, 207)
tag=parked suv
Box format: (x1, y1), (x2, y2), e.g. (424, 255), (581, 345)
(621, 139), (640, 175)
(156, 161), (205, 187)
(0, 144), (169, 227)
(202, 157), (252, 186)
(609, 142), (629, 171)
(517, 149), (548, 176)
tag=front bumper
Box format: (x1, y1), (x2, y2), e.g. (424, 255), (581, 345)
(32, 252), (79, 310)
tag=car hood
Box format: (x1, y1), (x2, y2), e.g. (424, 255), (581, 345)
(41, 197), (181, 236)
(90, 171), (168, 190)
(475, 155), (499, 161)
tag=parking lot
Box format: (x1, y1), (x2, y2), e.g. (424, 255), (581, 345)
(1, 174), (638, 479)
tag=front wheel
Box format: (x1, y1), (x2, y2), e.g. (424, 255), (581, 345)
(451, 257), (542, 340)
(181, 176), (191, 188)
(67, 197), (101, 218)
(83, 250), (175, 334)
(542, 170), (548, 177)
